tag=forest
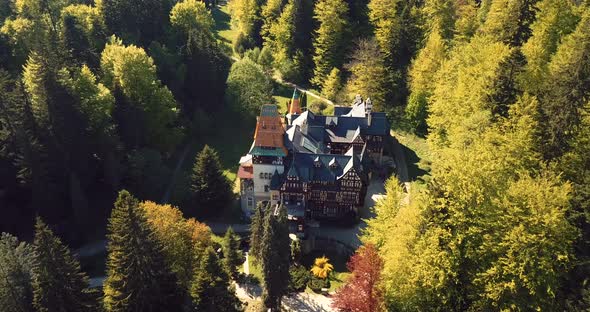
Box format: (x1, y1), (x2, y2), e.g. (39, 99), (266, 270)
(0, 0), (589, 310)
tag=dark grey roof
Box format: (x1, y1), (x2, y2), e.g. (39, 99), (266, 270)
(286, 152), (361, 182)
(270, 169), (282, 190)
(334, 106), (352, 115)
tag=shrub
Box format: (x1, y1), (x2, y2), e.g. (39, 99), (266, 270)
(289, 265), (309, 292)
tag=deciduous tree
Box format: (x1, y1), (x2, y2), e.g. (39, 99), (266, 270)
(332, 244), (383, 312)
(103, 190), (183, 312)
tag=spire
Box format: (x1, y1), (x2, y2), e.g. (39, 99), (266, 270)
(288, 88), (302, 115)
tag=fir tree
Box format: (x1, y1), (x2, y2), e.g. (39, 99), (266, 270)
(0, 233), (34, 312)
(190, 247), (242, 312)
(260, 204), (290, 311)
(249, 202), (266, 263)
(103, 190), (183, 312)
(190, 145), (233, 218)
(222, 227), (242, 280)
(32, 218), (98, 312)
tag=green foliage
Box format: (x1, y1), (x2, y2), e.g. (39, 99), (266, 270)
(311, 0), (348, 88)
(520, 0), (579, 94)
(61, 4), (105, 66)
(260, 204), (290, 310)
(0, 233), (34, 312)
(225, 57), (273, 116)
(260, 0), (284, 43)
(101, 36), (181, 152)
(190, 247), (243, 311)
(478, 0), (540, 46)
(99, 0), (173, 45)
(228, 0), (261, 43)
(32, 218), (98, 312)
(288, 265), (309, 292)
(222, 227), (242, 279)
(249, 202), (266, 264)
(103, 190), (183, 312)
(406, 31), (447, 134)
(170, 0), (214, 34)
(321, 67), (342, 101)
(345, 38), (389, 111)
(538, 10), (590, 159)
(190, 145), (233, 218)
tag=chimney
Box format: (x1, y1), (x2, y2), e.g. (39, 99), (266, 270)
(366, 97), (373, 126)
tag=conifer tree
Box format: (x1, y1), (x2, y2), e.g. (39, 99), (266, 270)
(520, 0), (578, 94)
(222, 227), (242, 279)
(478, 0), (539, 46)
(260, 204), (290, 311)
(103, 190), (183, 312)
(311, 0), (348, 88)
(249, 202), (266, 263)
(32, 218), (98, 312)
(260, 0), (285, 43)
(538, 10), (590, 159)
(190, 247), (242, 312)
(405, 31), (446, 134)
(322, 67), (342, 101)
(190, 145), (233, 218)
(0, 233), (34, 312)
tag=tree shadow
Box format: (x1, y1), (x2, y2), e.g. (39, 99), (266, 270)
(399, 142), (429, 183)
(282, 294), (332, 312)
(212, 7), (231, 43)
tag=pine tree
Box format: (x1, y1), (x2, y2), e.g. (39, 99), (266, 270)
(260, 204), (290, 311)
(103, 190), (183, 312)
(190, 247), (242, 312)
(32, 218), (98, 312)
(321, 67), (342, 101)
(222, 227), (242, 279)
(0, 233), (34, 312)
(190, 145), (233, 218)
(249, 202), (266, 264)
(311, 0), (348, 88)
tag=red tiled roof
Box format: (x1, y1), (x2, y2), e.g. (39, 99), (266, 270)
(237, 165), (253, 179)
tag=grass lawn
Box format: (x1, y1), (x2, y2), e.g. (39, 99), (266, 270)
(302, 249), (351, 292)
(246, 254), (264, 283)
(212, 4), (237, 49)
(391, 128), (432, 185)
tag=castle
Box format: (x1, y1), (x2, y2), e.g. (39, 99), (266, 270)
(238, 89), (390, 235)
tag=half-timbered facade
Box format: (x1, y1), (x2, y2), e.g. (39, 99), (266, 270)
(238, 90), (390, 233)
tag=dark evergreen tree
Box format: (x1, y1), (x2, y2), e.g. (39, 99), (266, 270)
(190, 145), (233, 218)
(190, 247), (242, 312)
(103, 190), (183, 312)
(0, 233), (34, 312)
(249, 202), (266, 263)
(222, 227), (242, 280)
(31, 218), (98, 312)
(260, 204), (290, 311)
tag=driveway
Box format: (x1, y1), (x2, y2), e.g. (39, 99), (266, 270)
(315, 175), (386, 248)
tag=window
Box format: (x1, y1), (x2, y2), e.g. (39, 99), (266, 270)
(259, 172), (264, 179)
(247, 197), (253, 207)
(264, 185), (269, 192)
(272, 194), (279, 200)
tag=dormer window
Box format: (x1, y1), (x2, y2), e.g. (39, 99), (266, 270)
(314, 157), (321, 168)
(329, 157), (338, 168)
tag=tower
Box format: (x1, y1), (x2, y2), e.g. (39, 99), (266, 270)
(288, 88), (302, 115)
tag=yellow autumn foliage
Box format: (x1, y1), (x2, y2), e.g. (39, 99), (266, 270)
(310, 256), (334, 279)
